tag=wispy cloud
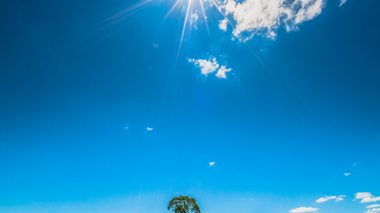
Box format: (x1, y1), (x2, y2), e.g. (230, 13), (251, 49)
(289, 207), (319, 213)
(339, 0), (347, 7)
(190, 12), (199, 29)
(188, 57), (232, 78)
(366, 208), (380, 213)
(367, 204), (380, 209)
(316, 195), (345, 203)
(335, 195), (346, 202)
(209, 162), (216, 166)
(147, 127), (153, 131)
(355, 193), (380, 203)
(344, 173), (351, 176)
(220, 0), (324, 39)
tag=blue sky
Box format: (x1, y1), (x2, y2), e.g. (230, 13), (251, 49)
(0, 0), (380, 212)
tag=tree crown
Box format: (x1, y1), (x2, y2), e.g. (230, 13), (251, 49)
(167, 196), (201, 213)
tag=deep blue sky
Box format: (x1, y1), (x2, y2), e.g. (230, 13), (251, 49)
(0, 0), (379, 212)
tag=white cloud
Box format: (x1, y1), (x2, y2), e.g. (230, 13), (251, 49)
(366, 208), (380, 213)
(362, 197), (380, 203)
(355, 193), (380, 203)
(344, 173), (351, 176)
(221, 0), (324, 39)
(209, 162), (215, 166)
(219, 18), (228, 31)
(339, 0), (347, 7)
(357, 193), (374, 199)
(190, 58), (219, 76)
(189, 57), (232, 78)
(367, 204), (380, 209)
(216, 65), (232, 78)
(316, 195), (345, 203)
(289, 207), (319, 213)
(147, 127), (153, 131)
(125, 127), (128, 130)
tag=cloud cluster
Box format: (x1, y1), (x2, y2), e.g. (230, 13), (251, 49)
(188, 58), (232, 78)
(355, 193), (380, 203)
(220, 0), (324, 39)
(316, 195), (346, 203)
(289, 207), (319, 213)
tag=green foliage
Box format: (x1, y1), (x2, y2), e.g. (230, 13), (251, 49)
(167, 196), (201, 213)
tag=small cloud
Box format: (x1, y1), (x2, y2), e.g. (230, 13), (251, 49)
(125, 127), (129, 130)
(289, 207), (319, 213)
(216, 65), (232, 79)
(355, 192), (380, 203)
(219, 18), (228, 31)
(344, 173), (351, 176)
(339, 0), (347, 7)
(335, 195), (346, 202)
(209, 162), (215, 166)
(367, 204), (380, 209)
(189, 57), (219, 76)
(189, 57), (232, 78)
(147, 127), (153, 131)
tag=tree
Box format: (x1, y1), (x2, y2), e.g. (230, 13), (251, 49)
(167, 196), (201, 213)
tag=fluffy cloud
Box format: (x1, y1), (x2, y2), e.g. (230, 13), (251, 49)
(355, 193), (380, 203)
(188, 57), (232, 78)
(344, 173), (351, 176)
(367, 204), (380, 209)
(219, 18), (228, 31)
(289, 207), (319, 213)
(209, 162), (216, 166)
(366, 208), (380, 213)
(147, 127), (153, 131)
(220, 0), (324, 39)
(339, 0), (347, 7)
(316, 195), (345, 203)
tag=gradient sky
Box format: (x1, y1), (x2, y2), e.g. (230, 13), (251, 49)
(0, 0), (380, 213)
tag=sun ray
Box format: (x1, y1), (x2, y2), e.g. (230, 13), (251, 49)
(199, 0), (210, 36)
(105, 0), (153, 23)
(176, 0), (193, 61)
(162, 0), (182, 22)
(209, 0), (235, 29)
